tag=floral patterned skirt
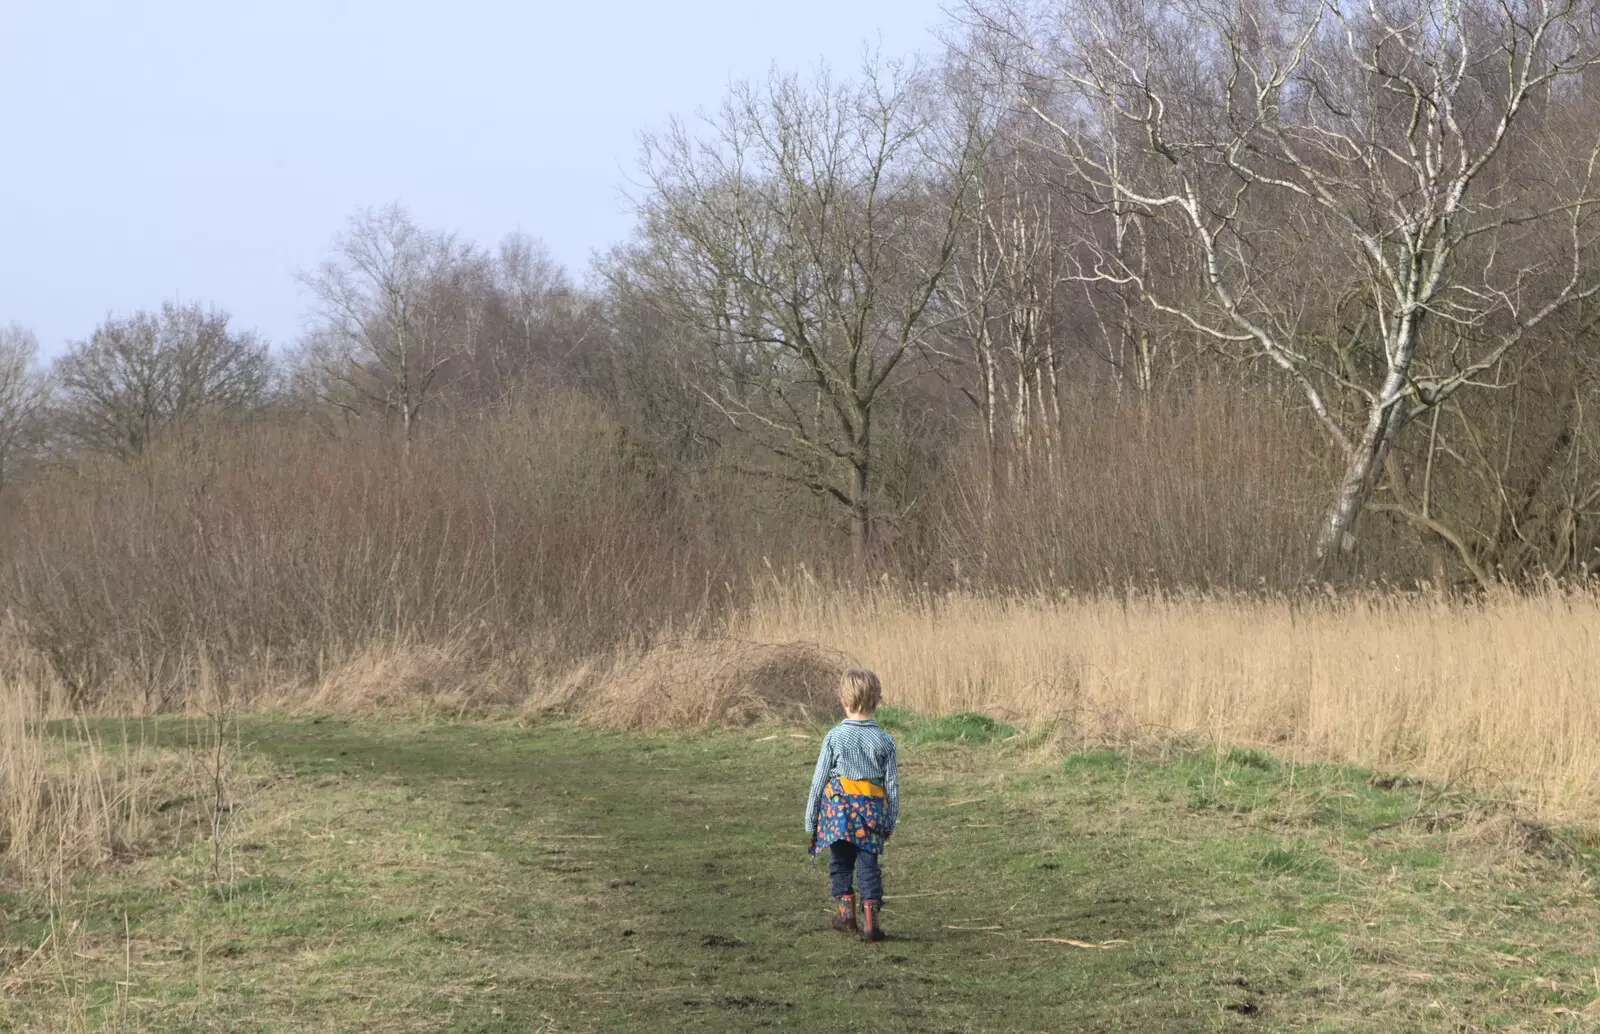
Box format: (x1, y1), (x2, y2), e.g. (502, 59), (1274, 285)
(809, 776), (888, 856)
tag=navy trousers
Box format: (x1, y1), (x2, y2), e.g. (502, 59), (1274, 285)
(827, 840), (883, 902)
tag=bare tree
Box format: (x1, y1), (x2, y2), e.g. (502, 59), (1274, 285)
(1368, 321), (1600, 585)
(0, 324), (47, 488)
(54, 303), (270, 458)
(615, 58), (983, 560)
(298, 204), (472, 443)
(980, 0), (1600, 564)
(940, 135), (1064, 472)
(462, 233), (601, 403)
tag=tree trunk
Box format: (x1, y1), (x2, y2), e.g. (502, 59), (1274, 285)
(1315, 396), (1410, 562)
(979, 329), (997, 494)
(851, 412), (873, 569)
(851, 458), (871, 568)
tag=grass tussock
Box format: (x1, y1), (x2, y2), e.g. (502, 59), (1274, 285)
(735, 585), (1600, 819)
(0, 698), (167, 882)
(0, 625), (224, 885)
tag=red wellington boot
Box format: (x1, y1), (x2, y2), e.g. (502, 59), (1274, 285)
(859, 899), (885, 942)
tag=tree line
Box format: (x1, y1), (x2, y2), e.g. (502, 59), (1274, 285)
(9, 0), (1600, 593)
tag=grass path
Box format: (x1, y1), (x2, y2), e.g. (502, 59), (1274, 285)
(3, 717), (1599, 1032)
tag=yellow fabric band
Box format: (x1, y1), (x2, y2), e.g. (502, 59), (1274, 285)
(835, 777), (886, 798)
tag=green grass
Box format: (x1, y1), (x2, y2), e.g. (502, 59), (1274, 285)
(3, 715), (1599, 1032)
(876, 706), (1014, 744)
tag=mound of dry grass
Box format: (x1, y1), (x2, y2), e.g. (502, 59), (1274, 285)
(296, 641), (489, 714)
(533, 639), (847, 729)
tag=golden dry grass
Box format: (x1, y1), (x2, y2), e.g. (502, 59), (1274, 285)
(0, 695), (164, 881)
(0, 623), (186, 884)
(11, 584), (1600, 861)
(732, 585), (1600, 820)
(247, 585), (1600, 821)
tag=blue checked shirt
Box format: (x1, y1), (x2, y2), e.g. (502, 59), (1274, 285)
(804, 719), (900, 834)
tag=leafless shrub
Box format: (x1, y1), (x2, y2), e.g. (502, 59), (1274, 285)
(924, 383), (1356, 590)
(0, 391), (751, 708)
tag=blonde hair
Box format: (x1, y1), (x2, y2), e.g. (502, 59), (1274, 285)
(840, 668), (883, 713)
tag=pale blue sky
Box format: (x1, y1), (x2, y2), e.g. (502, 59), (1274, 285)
(0, 0), (949, 354)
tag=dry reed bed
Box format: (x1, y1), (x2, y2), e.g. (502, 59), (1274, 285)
(734, 587), (1600, 819)
(224, 588), (1600, 821)
(9, 587), (1600, 870)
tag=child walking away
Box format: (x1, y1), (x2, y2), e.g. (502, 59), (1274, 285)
(805, 669), (899, 942)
